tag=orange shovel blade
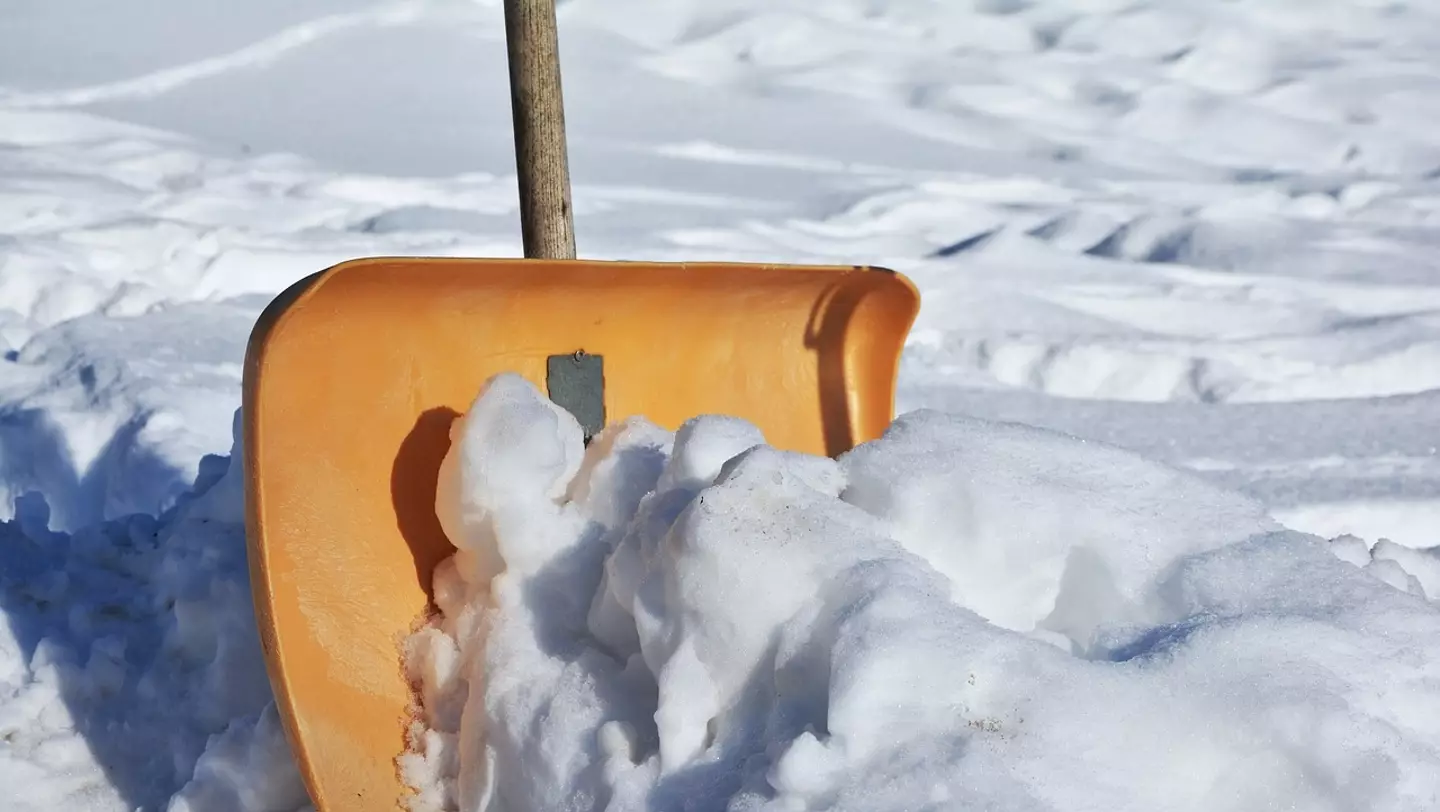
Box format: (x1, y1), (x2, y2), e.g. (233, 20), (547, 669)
(242, 257), (920, 810)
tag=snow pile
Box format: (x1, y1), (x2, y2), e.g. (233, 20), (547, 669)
(400, 375), (1440, 812)
(0, 411), (310, 812)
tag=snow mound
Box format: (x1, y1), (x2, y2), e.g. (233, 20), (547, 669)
(400, 374), (1440, 812)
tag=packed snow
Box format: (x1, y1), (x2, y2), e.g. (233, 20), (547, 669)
(3, 0), (1440, 810)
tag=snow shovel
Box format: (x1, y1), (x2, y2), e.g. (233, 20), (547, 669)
(241, 0), (920, 809)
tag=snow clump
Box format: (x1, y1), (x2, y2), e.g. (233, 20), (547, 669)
(399, 373), (1440, 812)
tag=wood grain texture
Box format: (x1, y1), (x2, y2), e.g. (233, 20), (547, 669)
(504, 0), (577, 259)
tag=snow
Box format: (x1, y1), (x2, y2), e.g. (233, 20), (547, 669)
(1, 415), (307, 812)
(401, 375), (1440, 811)
(1, 0), (1439, 809)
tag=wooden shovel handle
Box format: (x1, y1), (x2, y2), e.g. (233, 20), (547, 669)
(504, 0), (577, 260)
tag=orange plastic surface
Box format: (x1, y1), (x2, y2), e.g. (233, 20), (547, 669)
(242, 257), (920, 810)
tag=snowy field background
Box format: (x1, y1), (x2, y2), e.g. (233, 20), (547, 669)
(2, 0), (1439, 810)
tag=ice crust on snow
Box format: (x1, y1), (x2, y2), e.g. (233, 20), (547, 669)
(401, 375), (1440, 812)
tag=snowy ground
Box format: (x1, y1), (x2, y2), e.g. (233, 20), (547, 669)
(2, 0), (1439, 809)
